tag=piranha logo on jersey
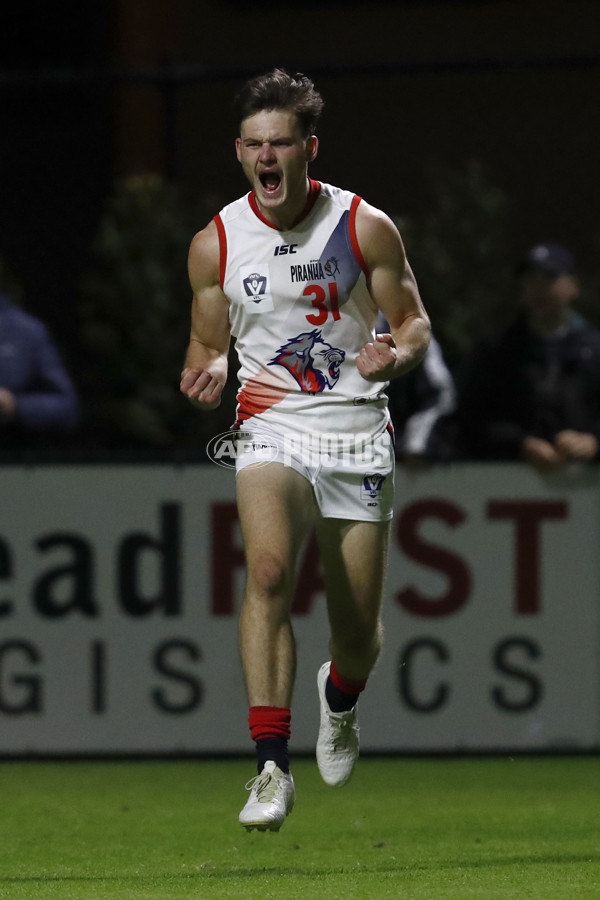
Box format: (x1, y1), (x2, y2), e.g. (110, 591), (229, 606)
(269, 329), (345, 392)
(290, 256), (340, 283)
(324, 256), (340, 277)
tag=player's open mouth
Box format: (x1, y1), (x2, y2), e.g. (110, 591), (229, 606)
(259, 172), (282, 194)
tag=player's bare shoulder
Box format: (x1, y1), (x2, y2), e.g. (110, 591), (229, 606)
(188, 220), (222, 293)
(354, 199), (407, 273)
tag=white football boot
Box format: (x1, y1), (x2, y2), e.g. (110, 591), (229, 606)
(238, 760), (295, 832)
(316, 661), (360, 787)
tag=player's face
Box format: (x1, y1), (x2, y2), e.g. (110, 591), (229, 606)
(236, 109), (318, 228)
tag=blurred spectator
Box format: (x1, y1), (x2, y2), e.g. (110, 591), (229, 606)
(457, 242), (600, 470)
(0, 259), (79, 456)
(378, 314), (456, 464)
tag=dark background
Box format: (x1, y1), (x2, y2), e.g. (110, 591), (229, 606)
(1, 0), (599, 453)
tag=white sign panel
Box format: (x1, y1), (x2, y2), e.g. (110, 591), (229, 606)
(0, 464), (598, 754)
(364, 464), (599, 751)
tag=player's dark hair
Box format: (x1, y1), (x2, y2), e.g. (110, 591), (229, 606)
(234, 68), (324, 137)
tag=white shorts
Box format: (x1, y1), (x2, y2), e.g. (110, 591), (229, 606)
(235, 423), (395, 522)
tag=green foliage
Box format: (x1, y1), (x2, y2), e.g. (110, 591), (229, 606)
(78, 174), (235, 455)
(400, 161), (515, 371)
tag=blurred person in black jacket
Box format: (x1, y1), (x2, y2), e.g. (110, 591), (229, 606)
(457, 242), (600, 470)
(0, 258), (79, 456)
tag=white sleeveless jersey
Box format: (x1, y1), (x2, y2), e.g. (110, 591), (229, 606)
(215, 180), (391, 436)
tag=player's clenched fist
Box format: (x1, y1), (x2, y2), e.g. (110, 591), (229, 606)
(355, 333), (398, 381)
(180, 366), (224, 409)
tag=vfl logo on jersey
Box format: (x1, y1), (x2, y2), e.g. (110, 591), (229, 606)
(361, 473), (386, 503)
(240, 265), (274, 313)
(244, 273), (267, 296)
(268, 329), (345, 392)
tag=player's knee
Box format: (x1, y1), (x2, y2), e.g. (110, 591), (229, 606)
(247, 553), (292, 599)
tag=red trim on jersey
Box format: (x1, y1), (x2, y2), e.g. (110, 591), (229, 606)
(298, 178), (322, 224)
(349, 195), (368, 274)
(248, 191), (278, 229)
(248, 179), (322, 230)
(387, 420), (396, 449)
(213, 214), (227, 289)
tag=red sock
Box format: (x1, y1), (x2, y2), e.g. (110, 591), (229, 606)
(248, 706), (291, 774)
(326, 662), (367, 713)
(329, 661), (367, 695)
(248, 706), (291, 742)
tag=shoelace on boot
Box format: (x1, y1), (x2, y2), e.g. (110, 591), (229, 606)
(327, 712), (357, 751)
(244, 771), (279, 803)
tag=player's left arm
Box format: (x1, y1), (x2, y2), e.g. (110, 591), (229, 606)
(355, 200), (430, 382)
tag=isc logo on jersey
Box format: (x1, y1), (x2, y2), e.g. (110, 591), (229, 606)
(240, 266), (274, 313)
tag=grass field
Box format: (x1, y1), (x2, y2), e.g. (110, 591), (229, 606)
(0, 756), (599, 899)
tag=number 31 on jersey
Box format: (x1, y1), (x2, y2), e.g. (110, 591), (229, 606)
(304, 283), (340, 325)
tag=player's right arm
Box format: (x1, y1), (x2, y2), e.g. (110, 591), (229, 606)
(180, 221), (231, 410)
